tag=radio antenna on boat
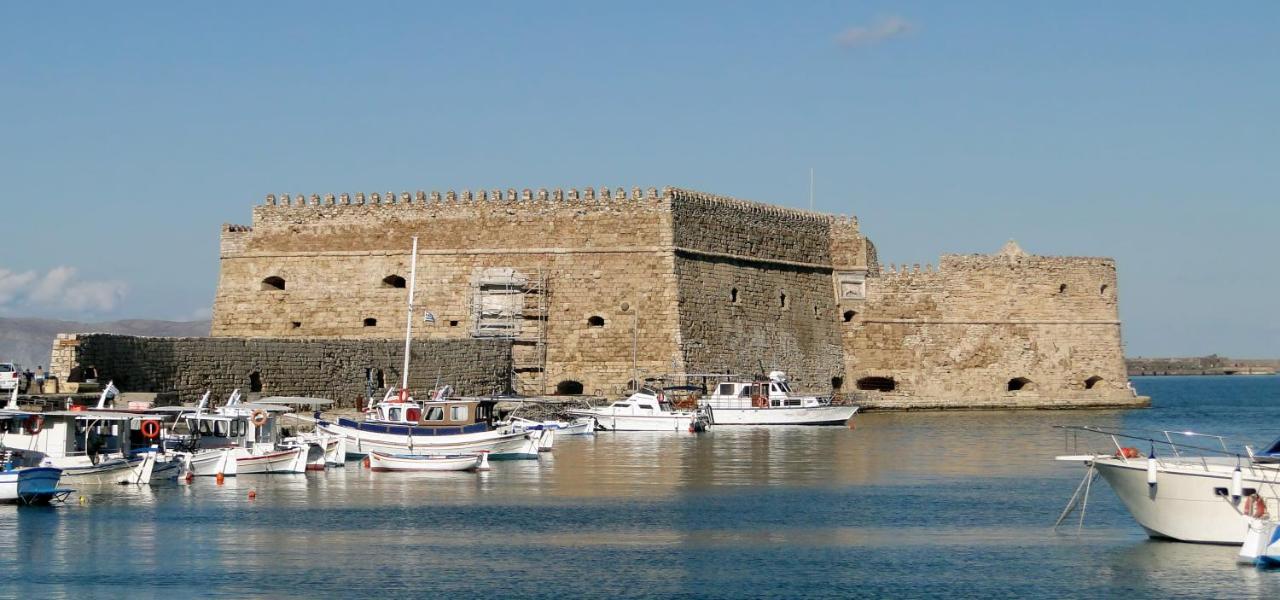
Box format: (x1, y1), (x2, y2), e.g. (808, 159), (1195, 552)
(400, 236), (420, 401)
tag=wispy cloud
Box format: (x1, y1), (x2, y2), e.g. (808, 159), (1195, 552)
(835, 15), (914, 49)
(0, 266), (127, 315)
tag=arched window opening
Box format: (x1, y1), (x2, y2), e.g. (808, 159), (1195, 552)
(843, 310), (857, 323)
(730, 288), (739, 304)
(249, 371), (263, 393)
(1057, 283), (1067, 294)
(1084, 376), (1104, 390)
(1100, 284), (1109, 296)
(780, 292), (788, 308)
(449, 320), (459, 327)
(290, 321), (301, 329)
(555, 380), (584, 395)
(831, 376), (844, 390)
(856, 376), (895, 392)
(261, 276), (285, 291)
(363, 318), (377, 327)
(587, 315), (605, 328)
(382, 275), (406, 289)
(1007, 377), (1033, 392)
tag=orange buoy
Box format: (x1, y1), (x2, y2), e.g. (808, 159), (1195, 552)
(216, 472), (225, 485)
(184, 472), (194, 484)
(847, 418), (856, 429)
(362, 456), (371, 468)
(247, 489), (257, 500)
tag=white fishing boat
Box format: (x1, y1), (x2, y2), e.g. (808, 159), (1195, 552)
(314, 237), (545, 460)
(0, 383), (171, 485)
(365, 450), (485, 472)
(508, 415), (596, 436)
(164, 391), (306, 476)
(257, 396), (347, 469)
(1055, 426), (1280, 544)
(698, 371), (859, 426)
(0, 461), (68, 505)
(567, 386), (708, 432)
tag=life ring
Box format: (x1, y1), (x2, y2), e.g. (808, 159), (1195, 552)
(1115, 447), (1141, 459)
(1245, 494), (1269, 519)
(140, 420), (161, 439)
(251, 410), (268, 427)
(24, 415), (43, 435)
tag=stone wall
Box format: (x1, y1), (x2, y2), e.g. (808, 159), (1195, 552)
(211, 186), (682, 396)
(843, 241), (1140, 407)
(50, 333), (512, 406)
(668, 191), (859, 390)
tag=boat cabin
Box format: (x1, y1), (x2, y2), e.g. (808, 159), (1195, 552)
(600, 387), (684, 416)
(375, 399), (496, 427)
(0, 410), (154, 463)
(344, 397), (500, 436)
(178, 406), (288, 451)
(703, 372), (828, 409)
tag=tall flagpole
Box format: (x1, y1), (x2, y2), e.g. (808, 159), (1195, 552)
(400, 236), (419, 397)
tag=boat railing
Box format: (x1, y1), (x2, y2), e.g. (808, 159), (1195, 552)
(1055, 425), (1254, 472)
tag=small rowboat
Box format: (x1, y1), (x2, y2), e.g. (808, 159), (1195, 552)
(365, 451), (485, 472)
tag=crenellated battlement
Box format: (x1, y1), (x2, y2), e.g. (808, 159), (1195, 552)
(255, 185), (859, 228)
(666, 187), (857, 227)
(262, 186), (666, 208)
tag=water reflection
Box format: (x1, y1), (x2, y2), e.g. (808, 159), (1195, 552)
(0, 376), (1276, 597)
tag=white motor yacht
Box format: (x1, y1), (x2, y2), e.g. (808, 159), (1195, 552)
(699, 371), (859, 426)
(568, 386), (708, 432)
(1055, 426), (1280, 545)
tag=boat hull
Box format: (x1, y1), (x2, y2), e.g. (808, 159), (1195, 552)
(704, 405), (858, 426)
(318, 421), (539, 460)
(0, 468), (67, 504)
(569, 411), (696, 432)
(366, 452), (480, 472)
(236, 447), (306, 475)
(57, 456), (148, 485)
(1091, 457), (1278, 544)
(185, 448), (237, 476)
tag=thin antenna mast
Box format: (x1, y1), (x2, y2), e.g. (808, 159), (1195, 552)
(400, 236), (420, 397)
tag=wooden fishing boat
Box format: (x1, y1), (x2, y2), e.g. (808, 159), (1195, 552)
(364, 450), (485, 472)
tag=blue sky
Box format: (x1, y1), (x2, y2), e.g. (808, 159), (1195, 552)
(1, 2), (1276, 356)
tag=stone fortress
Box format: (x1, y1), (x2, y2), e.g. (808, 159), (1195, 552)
(136, 184), (1139, 410)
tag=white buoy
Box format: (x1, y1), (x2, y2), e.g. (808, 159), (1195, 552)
(1146, 457), (1159, 486)
(1231, 467), (1244, 498)
(476, 451), (491, 471)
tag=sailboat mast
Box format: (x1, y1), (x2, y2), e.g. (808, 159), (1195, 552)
(400, 236), (419, 395)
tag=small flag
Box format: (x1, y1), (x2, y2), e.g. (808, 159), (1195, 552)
(423, 312), (436, 323)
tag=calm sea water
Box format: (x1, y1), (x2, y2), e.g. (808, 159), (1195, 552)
(2, 376), (1279, 599)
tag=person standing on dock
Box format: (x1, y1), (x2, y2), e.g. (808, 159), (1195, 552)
(34, 366), (45, 393)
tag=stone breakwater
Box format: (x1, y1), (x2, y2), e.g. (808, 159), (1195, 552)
(50, 333), (512, 406)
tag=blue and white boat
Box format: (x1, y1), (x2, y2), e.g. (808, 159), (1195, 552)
(317, 387), (543, 460)
(0, 451), (69, 504)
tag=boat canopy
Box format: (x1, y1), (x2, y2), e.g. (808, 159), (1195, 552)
(1259, 436), (1280, 458)
(256, 397), (333, 407)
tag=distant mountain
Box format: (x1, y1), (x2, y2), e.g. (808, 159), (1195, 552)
(0, 317), (211, 369)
